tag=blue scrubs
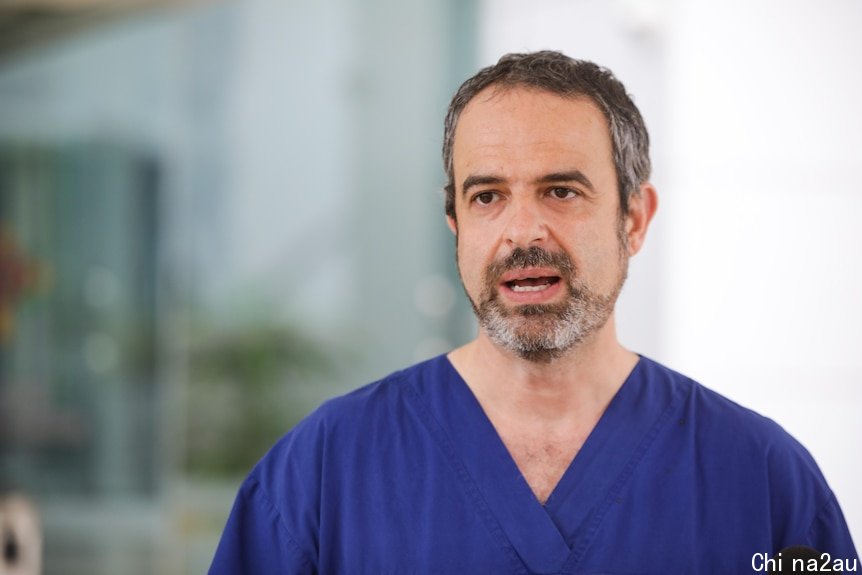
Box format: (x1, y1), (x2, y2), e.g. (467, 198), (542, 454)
(209, 355), (858, 574)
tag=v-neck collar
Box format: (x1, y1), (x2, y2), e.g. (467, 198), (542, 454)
(406, 354), (683, 574)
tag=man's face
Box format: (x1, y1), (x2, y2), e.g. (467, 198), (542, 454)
(449, 86), (631, 362)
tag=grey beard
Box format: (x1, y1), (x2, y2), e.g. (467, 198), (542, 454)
(467, 245), (627, 364)
(476, 284), (619, 363)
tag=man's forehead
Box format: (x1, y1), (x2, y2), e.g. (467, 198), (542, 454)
(454, 86), (609, 150)
(452, 86), (613, 180)
(460, 84), (603, 122)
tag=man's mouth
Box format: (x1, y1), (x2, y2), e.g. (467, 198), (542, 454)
(494, 267), (566, 303)
(504, 276), (561, 293)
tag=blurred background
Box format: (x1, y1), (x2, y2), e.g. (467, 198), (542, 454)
(0, 0), (859, 573)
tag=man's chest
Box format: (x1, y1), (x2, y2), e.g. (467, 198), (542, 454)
(496, 428), (585, 504)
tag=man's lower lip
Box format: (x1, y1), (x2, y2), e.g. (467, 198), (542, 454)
(499, 280), (563, 303)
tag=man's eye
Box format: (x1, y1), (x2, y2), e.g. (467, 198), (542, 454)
(473, 191), (497, 205)
(549, 187), (577, 199)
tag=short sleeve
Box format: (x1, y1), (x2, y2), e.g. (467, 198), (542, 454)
(209, 475), (314, 575)
(805, 492), (859, 566)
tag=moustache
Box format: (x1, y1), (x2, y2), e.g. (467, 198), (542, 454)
(485, 246), (574, 284)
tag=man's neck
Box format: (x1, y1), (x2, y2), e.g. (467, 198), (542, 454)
(447, 316), (638, 424)
(447, 317), (639, 504)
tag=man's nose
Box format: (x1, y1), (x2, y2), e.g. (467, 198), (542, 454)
(503, 197), (548, 248)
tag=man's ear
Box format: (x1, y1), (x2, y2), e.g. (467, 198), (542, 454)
(446, 215), (458, 235)
(624, 182), (658, 256)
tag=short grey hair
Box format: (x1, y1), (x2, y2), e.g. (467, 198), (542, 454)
(442, 51), (651, 219)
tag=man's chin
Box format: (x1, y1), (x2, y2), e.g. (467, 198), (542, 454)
(511, 304), (564, 317)
(517, 347), (570, 364)
(496, 301), (572, 318)
(488, 329), (573, 364)
(483, 312), (576, 346)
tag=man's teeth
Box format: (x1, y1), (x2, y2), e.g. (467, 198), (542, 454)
(511, 283), (551, 293)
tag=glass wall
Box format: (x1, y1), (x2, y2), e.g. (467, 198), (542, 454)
(0, 1), (477, 573)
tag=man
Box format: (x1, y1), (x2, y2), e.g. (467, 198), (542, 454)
(210, 51), (858, 573)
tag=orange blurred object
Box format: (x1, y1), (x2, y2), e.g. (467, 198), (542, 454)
(0, 228), (44, 345)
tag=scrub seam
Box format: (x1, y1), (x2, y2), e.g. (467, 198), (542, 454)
(564, 376), (689, 571)
(402, 375), (530, 575)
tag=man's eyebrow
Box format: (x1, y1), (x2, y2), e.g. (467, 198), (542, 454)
(460, 171), (596, 197)
(536, 170), (595, 193)
(461, 175), (506, 196)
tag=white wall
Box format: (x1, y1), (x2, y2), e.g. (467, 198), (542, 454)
(480, 0), (861, 546)
(663, 0), (862, 547)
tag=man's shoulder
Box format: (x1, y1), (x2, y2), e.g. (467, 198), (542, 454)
(257, 355), (445, 460)
(642, 356), (822, 475)
(314, 353), (445, 421)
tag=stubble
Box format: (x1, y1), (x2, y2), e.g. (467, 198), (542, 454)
(458, 225), (629, 363)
